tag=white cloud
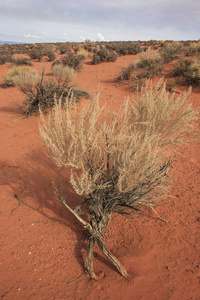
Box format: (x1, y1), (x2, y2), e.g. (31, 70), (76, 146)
(80, 35), (86, 41)
(97, 33), (104, 41)
(23, 33), (43, 39)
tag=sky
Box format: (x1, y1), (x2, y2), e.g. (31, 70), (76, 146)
(0, 0), (199, 43)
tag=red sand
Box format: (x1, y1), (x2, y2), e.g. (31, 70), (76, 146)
(0, 55), (200, 300)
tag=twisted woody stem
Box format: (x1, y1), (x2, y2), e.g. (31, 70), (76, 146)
(58, 196), (127, 279)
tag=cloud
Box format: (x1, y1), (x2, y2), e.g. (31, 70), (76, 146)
(23, 33), (43, 39)
(0, 0), (199, 42)
(80, 36), (86, 42)
(97, 33), (105, 41)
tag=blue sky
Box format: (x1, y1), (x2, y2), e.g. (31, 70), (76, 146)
(0, 0), (199, 43)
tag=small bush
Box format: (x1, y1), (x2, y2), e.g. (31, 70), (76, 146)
(83, 39), (95, 52)
(60, 53), (84, 72)
(116, 63), (135, 82)
(0, 54), (7, 65)
(12, 57), (32, 66)
(59, 44), (71, 55)
(136, 50), (164, 78)
(52, 64), (76, 86)
(170, 57), (200, 86)
(187, 41), (200, 56)
(91, 49), (118, 64)
(106, 42), (142, 56)
(159, 41), (183, 63)
(20, 72), (90, 116)
(0, 49), (13, 64)
(46, 51), (56, 62)
(2, 66), (38, 87)
(29, 47), (44, 61)
(77, 48), (88, 58)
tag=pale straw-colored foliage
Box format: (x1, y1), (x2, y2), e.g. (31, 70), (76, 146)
(52, 64), (76, 86)
(39, 78), (199, 278)
(39, 79), (199, 215)
(3, 65), (39, 87)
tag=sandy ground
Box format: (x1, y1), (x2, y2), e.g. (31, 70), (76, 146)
(0, 54), (200, 300)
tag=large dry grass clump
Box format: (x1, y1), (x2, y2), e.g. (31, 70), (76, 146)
(2, 65), (39, 87)
(39, 79), (199, 279)
(52, 64), (76, 86)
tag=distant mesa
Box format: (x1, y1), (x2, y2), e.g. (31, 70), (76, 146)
(0, 41), (23, 45)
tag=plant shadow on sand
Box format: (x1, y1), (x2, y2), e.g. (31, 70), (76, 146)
(1, 148), (124, 277)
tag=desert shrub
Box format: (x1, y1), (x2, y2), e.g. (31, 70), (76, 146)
(20, 72), (90, 116)
(29, 47), (44, 61)
(0, 54), (7, 65)
(137, 49), (163, 68)
(83, 39), (95, 52)
(187, 41), (200, 55)
(91, 49), (118, 64)
(46, 51), (56, 62)
(138, 50), (163, 77)
(159, 41), (183, 63)
(136, 49), (164, 78)
(14, 44), (28, 54)
(12, 68), (39, 89)
(77, 48), (88, 58)
(116, 63), (135, 82)
(189, 59), (200, 85)
(12, 57), (32, 66)
(52, 64), (76, 86)
(170, 57), (200, 86)
(142, 46), (148, 52)
(73, 46), (80, 54)
(106, 42), (142, 56)
(60, 53), (84, 72)
(106, 51), (118, 62)
(2, 65), (38, 87)
(90, 54), (101, 65)
(58, 44), (71, 54)
(0, 49), (13, 64)
(39, 79), (199, 279)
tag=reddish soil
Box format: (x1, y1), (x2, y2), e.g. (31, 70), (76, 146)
(0, 55), (200, 300)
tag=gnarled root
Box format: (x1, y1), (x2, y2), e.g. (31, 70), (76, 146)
(85, 231), (127, 279)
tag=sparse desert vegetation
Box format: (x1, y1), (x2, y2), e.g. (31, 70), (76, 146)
(0, 39), (200, 299)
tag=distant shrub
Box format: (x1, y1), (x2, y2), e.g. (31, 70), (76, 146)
(12, 57), (32, 66)
(2, 66), (38, 87)
(77, 48), (88, 58)
(159, 41), (183, 63)
(59, 44), (71, 55)
(60, 53), (84, 72)
(0, 48), (13, 64)
(106, 42), (142, 56)
(46, 51), (56, 62)
(170, 57), (200, 86)
(116, 63), (135, 82)
(91, 49), (118, 64)
(83, 39), (95, 52)
(29, 47), (44, 61)
(186, 41), (200, 56)
(90, 54), (101, 65)
(0, 54), (7, 65)
(52, 64), (76, 86)
(136, 50), (164, 78)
